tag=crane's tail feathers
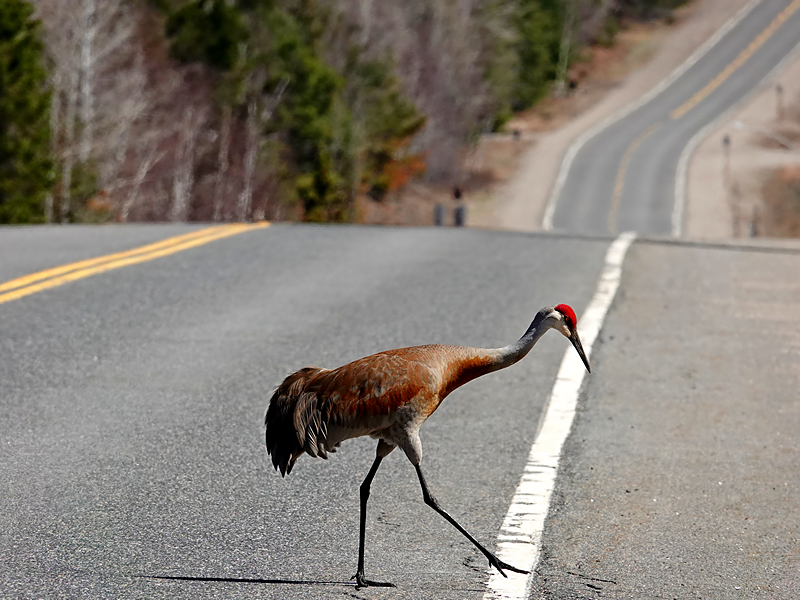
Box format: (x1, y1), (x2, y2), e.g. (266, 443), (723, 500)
(265, 366), (332, 477)
(264, 428), (297, 477)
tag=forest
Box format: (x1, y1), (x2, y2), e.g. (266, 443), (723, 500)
(0, 0), (685, 224)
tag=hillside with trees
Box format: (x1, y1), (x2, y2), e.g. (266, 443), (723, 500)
(1, 0), (686, 224)
(0, 0), (52, 223)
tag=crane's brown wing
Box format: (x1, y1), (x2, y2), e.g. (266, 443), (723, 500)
(265, 350), (438, 476)
(312, 352), (436, 420)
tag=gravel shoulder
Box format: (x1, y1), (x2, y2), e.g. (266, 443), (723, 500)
(532, 238), (800, 599)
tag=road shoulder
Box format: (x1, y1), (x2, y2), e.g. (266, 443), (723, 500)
(531, 239), (800, 598)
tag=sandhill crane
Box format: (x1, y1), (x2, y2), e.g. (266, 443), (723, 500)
(265, 304), (590, 588)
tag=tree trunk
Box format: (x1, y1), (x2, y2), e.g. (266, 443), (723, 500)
(78, 0), (96, 163)
(358, 0), (373, 45)
(237, 101), (258, 222)
(237, 78), (288, 222)
(60, 67), (80, 223)
(171, 107), (205, 222)
(121, 146), (163, 222)
(554, 0), (576, 98)
(214, 105), (232, 222)
(46, 72), (62, 224)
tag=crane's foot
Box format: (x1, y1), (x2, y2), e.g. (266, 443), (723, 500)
(352, 572), (396, 589)
(489, 555), (530, 577)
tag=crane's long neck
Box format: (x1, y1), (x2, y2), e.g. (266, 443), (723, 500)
(485, 309), (551, 373)
(440, 310), (551, 399)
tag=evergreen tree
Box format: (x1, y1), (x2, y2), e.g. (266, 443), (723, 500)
(164, 0), (424, 222)
(0, 0), (53, 224)
(340, 55), (425, 201)
(266, 4), (344, 221)
(165, 0), (247, 70)
(512, 0), (562, 111)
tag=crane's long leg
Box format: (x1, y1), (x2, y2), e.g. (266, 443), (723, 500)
(414, 465), (529, 577)
(353, 454), (395, 589)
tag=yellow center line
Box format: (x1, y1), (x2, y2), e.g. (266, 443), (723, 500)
(671, 0), (800, 120)
(0, 224), (242, 294)
(0, 222), (270, 305)
(607, 122), (662, 235)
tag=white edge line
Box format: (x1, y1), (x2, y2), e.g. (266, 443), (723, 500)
(542, 0), (762, 231)
(672, 36), (800, 237)
(483, 232), (637, 600)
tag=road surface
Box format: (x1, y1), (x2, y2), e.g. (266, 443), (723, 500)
(1, 224), (799, 599)
(548, 0), (800, 236)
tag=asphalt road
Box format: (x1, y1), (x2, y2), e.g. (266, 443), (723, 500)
(549, 0), (800, 236)
(2, 225), (799, 599)
(0, 224), (609, 599)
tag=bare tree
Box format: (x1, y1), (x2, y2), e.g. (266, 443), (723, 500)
(121, 144), (164, 222)
(34, 0), (138, 220)
(358, 0), (374, 45)
(60, 67), (79, 223)
(33, 0), (80, 221)
(554, 0), (577, 98)
(77, 0), (133, 165)
(237, 77), (288, 221)
(45, 69), (62, 223)
(329, 0), (502, 183)
(171, 107), (207, 222)
(213, 105), (232, 221)
(237, 101), (258, 221)
(78, 0), (96, 163)
(101, 49), (153, 189)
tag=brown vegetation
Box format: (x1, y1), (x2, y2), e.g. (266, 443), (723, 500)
(760, 166), (800, 238)
(755, 82), (800, 238)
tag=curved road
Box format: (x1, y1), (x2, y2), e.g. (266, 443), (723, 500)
(548, 0), (800, 236)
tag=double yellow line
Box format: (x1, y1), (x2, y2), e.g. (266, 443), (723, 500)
(671, 0), (800, 120)
(607, 122), (662, 234)
(0, 222), (270, 305)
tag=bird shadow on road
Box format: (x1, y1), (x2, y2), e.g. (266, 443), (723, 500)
(135, 574), (357, 587)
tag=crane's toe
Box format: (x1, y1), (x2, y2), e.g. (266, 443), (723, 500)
(491, 557), (530, 577)
(352, 572), (396, 589)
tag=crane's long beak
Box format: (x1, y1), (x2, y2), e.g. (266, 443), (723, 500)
(570, 329), (591, 373)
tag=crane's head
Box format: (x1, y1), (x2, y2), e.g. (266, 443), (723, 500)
(550, 304), (591, 373)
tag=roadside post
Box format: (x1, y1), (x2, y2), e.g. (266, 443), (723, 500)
(453, 187), (465, 227)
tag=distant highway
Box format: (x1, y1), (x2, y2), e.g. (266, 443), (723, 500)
(545, 0), (800, 236)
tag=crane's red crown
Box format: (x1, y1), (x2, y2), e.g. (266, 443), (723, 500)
(555, 304), (577, 328)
